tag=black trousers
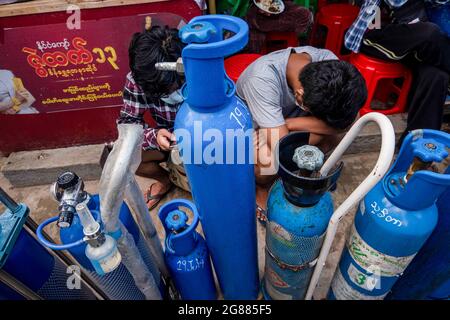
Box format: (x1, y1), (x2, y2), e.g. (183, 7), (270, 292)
(361, 22), (450, 144)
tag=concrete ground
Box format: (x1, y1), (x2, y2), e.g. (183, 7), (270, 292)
(0, 150), (381, 300)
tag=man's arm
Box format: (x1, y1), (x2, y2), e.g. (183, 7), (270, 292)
(285, 116), (339, 135)
(254, 125), (289, 184)
(117, 74), (160, 150)
(237, 76), (288, 182)
(0, 99), (12, 112)
(285, 116), (343, 152)
(15, 89), (36, 110)
(254, 121), (341, 182)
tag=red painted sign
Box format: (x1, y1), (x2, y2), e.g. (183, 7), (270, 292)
(0, 0), (201, 153)
(0, 12), (185, 115)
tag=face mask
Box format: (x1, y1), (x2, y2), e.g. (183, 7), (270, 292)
(161, 89), (184, 105)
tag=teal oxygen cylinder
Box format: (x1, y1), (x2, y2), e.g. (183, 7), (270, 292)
(263, 132), (342, 300)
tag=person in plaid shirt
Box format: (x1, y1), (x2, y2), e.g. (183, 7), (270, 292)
(118, 25), (185, 209)
(345, 0), (450, 145)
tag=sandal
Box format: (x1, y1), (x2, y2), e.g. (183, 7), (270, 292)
(256, 205), (268, 227)
(146, 182), (174, 211)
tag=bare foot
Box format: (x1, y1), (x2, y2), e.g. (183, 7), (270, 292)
(145, 179), (172, 210)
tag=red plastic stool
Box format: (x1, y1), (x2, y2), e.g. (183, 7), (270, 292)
(350, 53), (413, 116)
(224, 53), (262, 83)
(262, 31), (299, 54)
(311, 4), (360, 60)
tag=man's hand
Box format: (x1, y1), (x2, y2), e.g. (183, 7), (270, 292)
(16, 89), (30, 103)
(285, 116), (341, 135)
(2, 108), (16, 115)
(156, 129), (175, 151)
(285, 116), (345, 152)
(15, 89), (36, 109)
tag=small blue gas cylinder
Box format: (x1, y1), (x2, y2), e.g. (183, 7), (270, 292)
(159, 199), (216, 300)
(59, 194), (164, 300)
(174, 15), (259, 299)
(0, 188), (95, 300)
(263, 132), (343, 300)
(329, 129), (450, 300)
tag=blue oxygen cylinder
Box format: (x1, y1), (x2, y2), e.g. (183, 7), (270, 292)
(263, 132), (343, 300)
(159, 199), (216, 300)
(386, 180), (450, 300)
(0, 188), (96, 300)
(174, 15), (258, 299)
(329, 129), (450, 300)
(59, 194), (164, 300)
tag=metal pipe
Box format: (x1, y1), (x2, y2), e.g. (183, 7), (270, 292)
(155, 62), (177, 71)
(305, 112), (396, 300)
(155, 58), (184, 74)
(116, 223), (162, 300)
(99, 124), (162, 299)
(125, 178), (168, 277)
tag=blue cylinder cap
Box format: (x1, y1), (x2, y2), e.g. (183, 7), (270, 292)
(178, 15), (249, 109)
(179, 21), (217, 44)
(179, 15), (249, 58)
(165, 210), (188, 232)
(158, 199), (200, 256)
(383, 129), (450, 210)
(411, 138), (448, 163)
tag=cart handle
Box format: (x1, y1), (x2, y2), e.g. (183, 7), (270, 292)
(305, 112), (396, 300)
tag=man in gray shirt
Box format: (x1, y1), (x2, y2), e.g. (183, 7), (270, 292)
(236, 46), (367, 216)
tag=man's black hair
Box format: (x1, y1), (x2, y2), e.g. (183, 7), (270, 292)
(299, 60), (367, 130)
(129, 25), (185, 99)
